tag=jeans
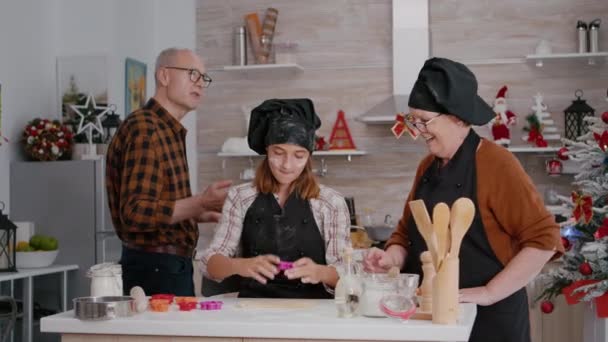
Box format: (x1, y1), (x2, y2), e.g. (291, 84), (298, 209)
(120, 246), (194, 296)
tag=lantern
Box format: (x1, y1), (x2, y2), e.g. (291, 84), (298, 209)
(102, 106), (122, 143)
(564, 89), (595, 140)
(0, 202), (17, 272)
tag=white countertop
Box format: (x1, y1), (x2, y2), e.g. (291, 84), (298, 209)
(41, 298), (477, 341)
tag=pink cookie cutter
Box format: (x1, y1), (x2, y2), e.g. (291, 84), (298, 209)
(200, 300), (223, 310)
(278, 261), (294, 271)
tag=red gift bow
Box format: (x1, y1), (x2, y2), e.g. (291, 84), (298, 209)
(593, 131), (608, 151)
(527, 128), (540, 142)
(572, 191), (593, 224)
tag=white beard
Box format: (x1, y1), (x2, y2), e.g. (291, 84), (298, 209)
(494, 103), (507, 114)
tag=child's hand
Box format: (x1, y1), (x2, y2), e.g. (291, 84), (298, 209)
(284, 257), (325, 284)
(237, 255), (280, 284)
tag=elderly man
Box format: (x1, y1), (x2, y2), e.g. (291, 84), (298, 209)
(106, 48), (231, 296)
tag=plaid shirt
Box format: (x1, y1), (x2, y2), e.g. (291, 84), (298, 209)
(200, 182), (351, 278)
(106, 98), (197, 253)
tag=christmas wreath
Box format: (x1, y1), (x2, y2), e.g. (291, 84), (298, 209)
(22, 118), (73, 161)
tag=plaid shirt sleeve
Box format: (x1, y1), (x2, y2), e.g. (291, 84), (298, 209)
(119, 132), (174, 233)
(199, 186), (247, 278)
(314, 186), (352, 267)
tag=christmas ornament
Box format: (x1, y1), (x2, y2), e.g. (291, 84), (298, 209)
(329, 110), (356, 150)
(594, 219), (608, 239)
(557, 147), (569, 160)
(602, 111), (608, 124)
(579, 261), (593, 276)
(540, 300), (554, 314)
(545, 158), (562, 176)
(70, 93), (110, 159)
(489, 86), (517, 146)
(561, 236), (571, 251)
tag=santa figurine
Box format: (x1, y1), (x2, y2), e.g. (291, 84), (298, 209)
(489, 85), (517, 146)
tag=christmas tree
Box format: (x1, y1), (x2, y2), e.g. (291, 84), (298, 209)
(536, 109), (608, 317)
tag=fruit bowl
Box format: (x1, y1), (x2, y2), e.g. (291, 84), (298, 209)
(16, 250), (59, 269)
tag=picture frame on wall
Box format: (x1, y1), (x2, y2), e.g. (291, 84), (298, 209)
(125, 58), (147, 115)
(56, 56), (108, 125)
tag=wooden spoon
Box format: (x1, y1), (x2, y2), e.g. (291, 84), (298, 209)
(409, 200), (439, 270)
(432, 202), (450, 270)
(448, 198), (476, 257)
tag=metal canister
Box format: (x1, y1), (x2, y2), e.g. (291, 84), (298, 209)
(589, 19), (601, 53)
(233, 26), (247, 66)
(577, 20), (588, 54)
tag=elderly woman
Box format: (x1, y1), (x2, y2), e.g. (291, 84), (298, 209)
(364, 58), (563, 342)
(202, 99), (350, 299)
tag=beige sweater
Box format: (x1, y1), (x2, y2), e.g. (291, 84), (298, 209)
(385, 138), (564, 266)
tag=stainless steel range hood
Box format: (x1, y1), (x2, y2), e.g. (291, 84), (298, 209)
(357, 0), (429, 124)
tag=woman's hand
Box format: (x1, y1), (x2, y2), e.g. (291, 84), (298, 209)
(459, 286), (496, 306)
(284, 257), (326, 284)
(236, 255), (280, 284)
(363, 247), (395, 273)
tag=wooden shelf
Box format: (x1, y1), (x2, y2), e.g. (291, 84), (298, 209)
(507, 146), (560, 153)
(218, 150), (366, 158)
(219, 63), (303, 75)
(526, 52), (608, 67)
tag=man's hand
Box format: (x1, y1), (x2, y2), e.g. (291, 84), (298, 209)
(196, 209), (221, 223)
(362, 247), (395, 273)
(236, 255), (280, 284)
(199, 180), (232, 212)
(284, 257), (326, 284)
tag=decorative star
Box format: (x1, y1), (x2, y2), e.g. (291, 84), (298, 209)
(70, 93), (110, 138)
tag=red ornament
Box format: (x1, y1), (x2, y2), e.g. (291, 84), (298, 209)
(557, 147), (569, 161)
(579, 262), (593, 276)
(595, 219), (608, 239)
(561, 236), (572, 251)
(546, 159), (562, 176)
(541, 300), (554, 314)
(602, 111), (608, 124)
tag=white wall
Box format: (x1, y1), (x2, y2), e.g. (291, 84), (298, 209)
(0, 0), (58, 213)
(0, 0), (198, 214)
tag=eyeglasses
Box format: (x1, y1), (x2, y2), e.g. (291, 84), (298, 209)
(164, 66), (212, 88)
(406, 113), (442, 132)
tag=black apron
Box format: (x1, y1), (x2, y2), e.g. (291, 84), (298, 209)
(403, 131), (530, 342)
(238, 192), (332, 299)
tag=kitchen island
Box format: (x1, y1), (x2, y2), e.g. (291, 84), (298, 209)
(41, 298), (477, 342)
